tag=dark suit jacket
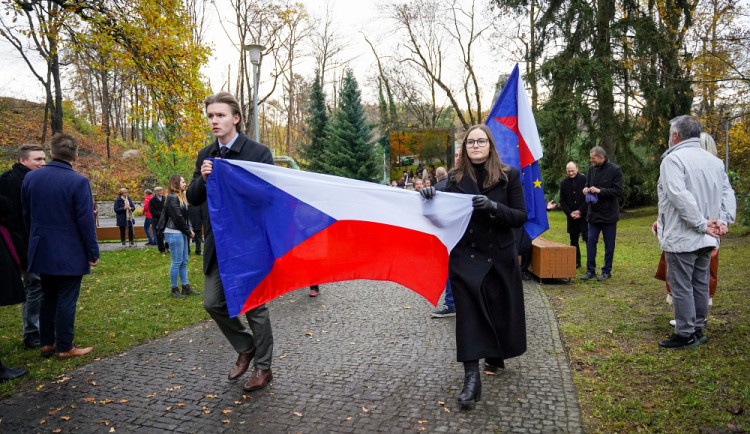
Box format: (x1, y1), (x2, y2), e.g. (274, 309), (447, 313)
(186, 131), (274, 273)
(585, 159), (623, 225)
(21, 160), (99, 276)
(149, 194), (165, 222)
(559, 173), (588, 234)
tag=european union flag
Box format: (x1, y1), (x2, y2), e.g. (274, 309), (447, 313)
(485, 64), (549, 239)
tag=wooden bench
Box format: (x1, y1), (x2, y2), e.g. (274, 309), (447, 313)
(529, 237), (576, 279)
(96, 226), (149, 241)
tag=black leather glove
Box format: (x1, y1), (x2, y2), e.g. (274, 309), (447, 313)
(472, 195), (498, 214)
(420, 186), (436, 200)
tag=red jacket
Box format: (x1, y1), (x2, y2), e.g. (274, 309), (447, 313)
(144, 194), (153, 218)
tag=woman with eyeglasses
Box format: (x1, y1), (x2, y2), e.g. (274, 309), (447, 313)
(421, 124), (528, 410)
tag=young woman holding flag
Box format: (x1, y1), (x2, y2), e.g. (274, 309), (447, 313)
(421, 124), (528, 410)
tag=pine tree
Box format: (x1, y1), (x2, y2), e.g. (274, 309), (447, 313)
(302, 69), (328, 173)
(322, 69), (378, 181)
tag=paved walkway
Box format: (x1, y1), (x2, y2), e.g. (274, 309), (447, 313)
(0, 279), (582, 433)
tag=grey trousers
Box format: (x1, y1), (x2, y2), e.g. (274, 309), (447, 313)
(666, 248), (712, 337)
(22, 272), (42, 337)
(203, 263), (273, 370)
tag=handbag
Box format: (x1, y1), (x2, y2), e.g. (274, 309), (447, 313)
(156, 210), (167, 233)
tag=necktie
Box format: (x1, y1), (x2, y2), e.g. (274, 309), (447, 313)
(219, 146), (228, 159)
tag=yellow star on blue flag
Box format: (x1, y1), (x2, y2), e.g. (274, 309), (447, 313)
(534, 179), (542, 188)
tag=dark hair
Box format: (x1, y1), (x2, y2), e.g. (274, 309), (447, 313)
(204, 91), (242, 132)
(452, 124), (508, 188)
(670, 115), (702, 140)
(50, 133), (79, 162)
(18, 144), (44, 161)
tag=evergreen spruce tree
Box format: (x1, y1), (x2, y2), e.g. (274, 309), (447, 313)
(301, 69), (328, 173)
(322, 69), (378, 181)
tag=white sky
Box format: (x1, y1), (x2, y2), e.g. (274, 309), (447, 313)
(0, 0), (517, 110)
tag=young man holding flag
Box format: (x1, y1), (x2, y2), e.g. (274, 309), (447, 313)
(187, 92), (275, 392)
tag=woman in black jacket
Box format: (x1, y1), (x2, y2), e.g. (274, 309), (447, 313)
(422, 124), (528, 410)
(163, 174), (199, 298)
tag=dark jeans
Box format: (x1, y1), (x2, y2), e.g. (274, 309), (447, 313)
(156, 228), (166, 252)
(569, 227), (588, 267)
(586, 223), (617, 274)
(144, 217), (155, 243)
(193, 227), (202, 254)
(444, 279), (454, 307)
(22, 272), (42, 337)
(119, 224), (134, 243)
(39, 274), (83, 353)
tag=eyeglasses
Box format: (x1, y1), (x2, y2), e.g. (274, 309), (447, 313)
(465, 139), (489, 147)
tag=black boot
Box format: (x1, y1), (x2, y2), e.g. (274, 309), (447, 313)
(458, 364), (481, 410)
(182, 284), (201, 296)
(171, 287), (185, 299)
(0, 360), (28, 383)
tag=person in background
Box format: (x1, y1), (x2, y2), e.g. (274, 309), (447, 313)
(421, 124), (527, 410)
(114, 188), (136, 247)
(0, 190), (29, 381)
(21, 133), (99, 359)
(164, 175), (199, 298)
(150, 187), (167, 254)
(414, 178), (424, 192)
(558, 161), (588, 269)
(656, 116), (735, 349)
(0, 144), (46, 349)
(581, 146), (623, 281)
(143, 189), (156, 246)
(431, 165), (455, 318)
(188, 203), (207, 255)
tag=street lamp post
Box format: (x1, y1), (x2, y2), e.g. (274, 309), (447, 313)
(245, 44), (264, 143)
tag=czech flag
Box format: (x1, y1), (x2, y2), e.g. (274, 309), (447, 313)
(485, 63), (549, 239)
(206, 159), (474, 317)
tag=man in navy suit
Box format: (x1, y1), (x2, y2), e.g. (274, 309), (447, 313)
(21, 133), (99, 360)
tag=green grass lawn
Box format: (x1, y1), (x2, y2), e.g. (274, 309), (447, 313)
(543, 207), (750, 433)
(0, 248), (208, 396)
(1, 209), (748, 433)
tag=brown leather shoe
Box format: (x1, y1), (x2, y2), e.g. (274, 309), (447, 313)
(228, 349), (256, 380)
(243, 368), (272, 391)
(40, 345), (56, 358)
(56, 345), (93, 360)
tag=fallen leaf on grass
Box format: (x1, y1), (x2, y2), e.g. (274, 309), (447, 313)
(443, 407), (451, 413)
(36, 385), (44, 390)
(53, 429), (61, 433)
(109, 427), (115, 432)
(403, 306), (411, 309)
(222, 420), (230, 423)
(91, 382), (97, 386)
(483, 370), (498, 376)
(279, 354), (288, 359)
(83, 397), (96, 402)
(49, 410), (58, 416)
(294, 412), (303, 417)
(119, 400), (128, 404)
(346, 417), (352, 421)
(70, 405), (76, 409)
(98, 399), (113, 404)
(361, 407), (369, 413)
(146, 393), (156, 398)
(234, 401), (243, 405)
(99, 420), (110, 425)
(176, 403), (185, 407)
(418, 420), (428, 424)
(60, 416), (70, 421)
(222, 410), (232, 414)
(40, 420), (46, 424)
(438, 401), (445, 406)
(166, 406), (172, 411)
(305, 332), (313, 337)
(205, 394), (218, 398)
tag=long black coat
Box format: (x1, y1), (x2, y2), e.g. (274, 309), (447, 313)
(114, 195), (135, 227)
(0, 163), (32, 268)
(445, 166), (528, 362)
(559, 173), (588, 234)
(186, 132), (274, 273)
(0, 194), (24, 306)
